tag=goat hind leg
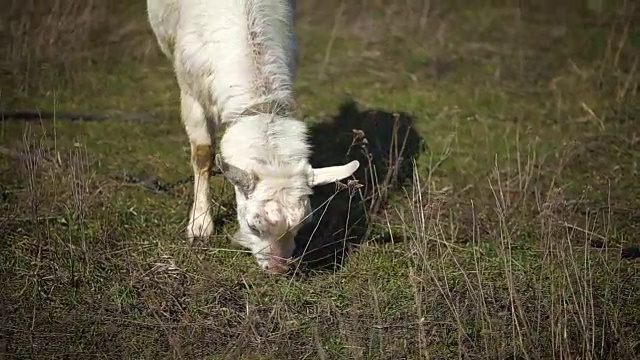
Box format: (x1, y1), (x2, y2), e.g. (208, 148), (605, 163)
(181, 91), (214, 241)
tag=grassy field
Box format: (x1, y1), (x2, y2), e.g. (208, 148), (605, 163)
(1, 0), (639, 358)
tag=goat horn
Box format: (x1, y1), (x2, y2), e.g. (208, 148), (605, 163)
(214, 154), (255, 195)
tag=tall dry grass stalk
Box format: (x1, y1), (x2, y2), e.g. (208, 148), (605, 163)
(402, 142), (636, 359)
(0, 0), (115, 95)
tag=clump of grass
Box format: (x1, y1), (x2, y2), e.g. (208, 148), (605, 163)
(0, 0), (148, 99)
(403, 145), (639, 359)
(0, 0), (102, 94)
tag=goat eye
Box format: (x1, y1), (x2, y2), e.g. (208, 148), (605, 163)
(247, 224), (260, 234)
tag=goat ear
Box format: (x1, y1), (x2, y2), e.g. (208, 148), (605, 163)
(215, 154), (255, 195)
(309, 160), (360, 187)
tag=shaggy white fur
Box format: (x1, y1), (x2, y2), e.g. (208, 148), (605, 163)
(147, 0), (359, 273)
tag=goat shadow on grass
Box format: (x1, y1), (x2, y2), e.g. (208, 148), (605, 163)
(293, 100), (426, 272)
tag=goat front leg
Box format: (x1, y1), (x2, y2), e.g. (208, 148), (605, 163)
(181, 91), (214, 241)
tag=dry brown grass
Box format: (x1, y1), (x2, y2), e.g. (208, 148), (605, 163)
(0, 0), (149, 98)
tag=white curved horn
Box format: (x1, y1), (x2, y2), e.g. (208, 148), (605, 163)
(309, 160), (360, 187)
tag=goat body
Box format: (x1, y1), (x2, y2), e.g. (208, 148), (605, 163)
(147, 0), (359, 273)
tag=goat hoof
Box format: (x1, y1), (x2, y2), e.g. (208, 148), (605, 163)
(187, 209), (214, 240)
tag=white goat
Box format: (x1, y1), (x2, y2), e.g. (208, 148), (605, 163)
(146, 0), (359, 273)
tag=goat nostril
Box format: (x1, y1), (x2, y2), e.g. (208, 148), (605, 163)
(262, 258), (289, 274)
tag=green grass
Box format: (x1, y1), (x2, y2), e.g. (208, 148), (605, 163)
(1, 1), (639, 359)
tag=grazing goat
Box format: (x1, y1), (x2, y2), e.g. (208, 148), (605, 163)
(146, 0), (359, 273)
